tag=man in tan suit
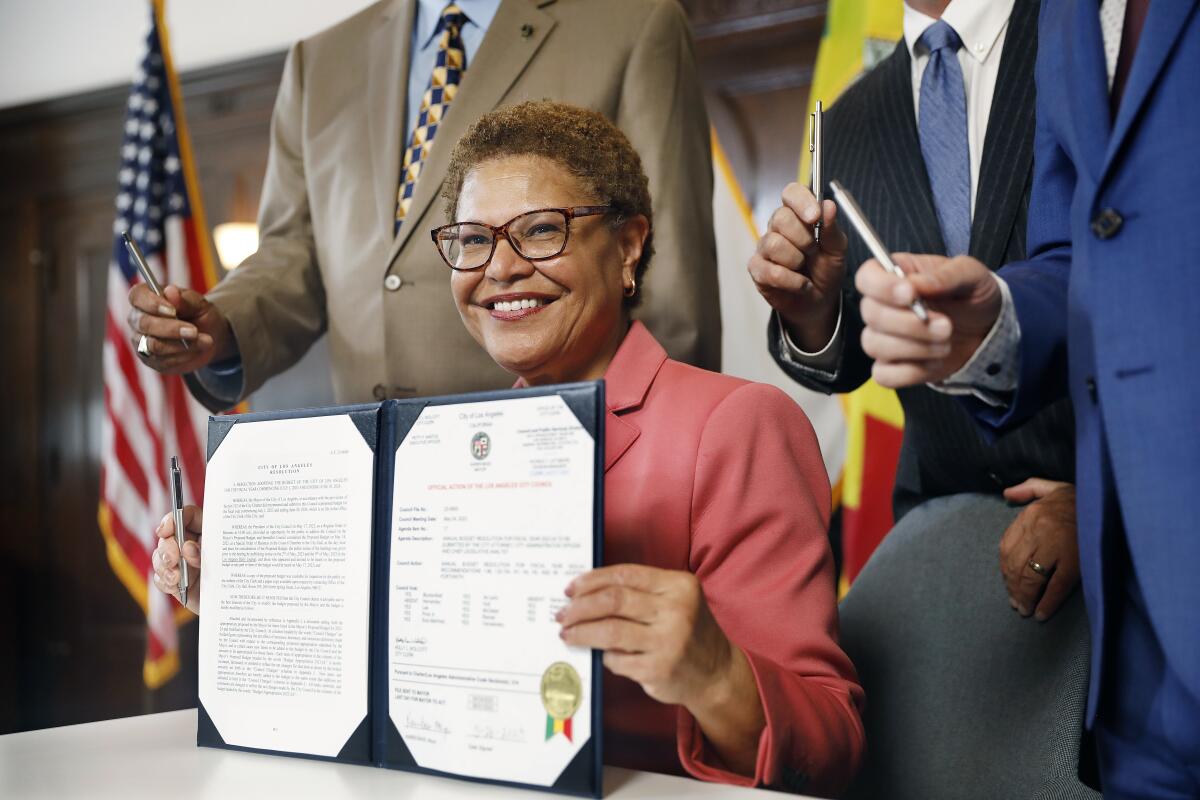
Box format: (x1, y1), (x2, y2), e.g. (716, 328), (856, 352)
(127, 0), (719, 408)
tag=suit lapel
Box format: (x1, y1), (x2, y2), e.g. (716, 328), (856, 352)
(873, 42), (946, 256)
(1064, 0), (1111, 182)
(604, 413), (639, 473)
(601, 322), (665, 472)
(367, 0), (417, 244)
(386, 0), (558, 267)
(970, 0), (1037, 268)
(1102, 0), (1198, 182)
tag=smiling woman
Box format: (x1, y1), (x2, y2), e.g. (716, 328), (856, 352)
(427, 101), (866, 795)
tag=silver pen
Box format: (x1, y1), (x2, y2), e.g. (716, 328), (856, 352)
(829, 180), (929, 322)
(809, 100), (823, 245)
(169, 456), (190, 606)
(121, 230), (190, 350)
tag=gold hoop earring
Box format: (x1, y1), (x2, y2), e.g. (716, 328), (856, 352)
(623, 278), (637, 298)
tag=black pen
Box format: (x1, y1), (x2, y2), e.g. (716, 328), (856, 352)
(810, 100), (823, 245)
(122, 230), (189, 350)
(170, 456), (190, 606)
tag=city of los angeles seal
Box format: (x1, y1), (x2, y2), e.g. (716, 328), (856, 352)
(470, 431), (491, 460)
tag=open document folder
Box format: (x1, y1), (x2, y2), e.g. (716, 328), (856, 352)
(195, 382), (605, 798)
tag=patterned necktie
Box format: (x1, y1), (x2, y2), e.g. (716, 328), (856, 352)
(395, 4), (468, 234)
(917, 20), (971, 257)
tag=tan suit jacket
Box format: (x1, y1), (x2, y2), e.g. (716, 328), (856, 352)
(195, 0), (719, 409)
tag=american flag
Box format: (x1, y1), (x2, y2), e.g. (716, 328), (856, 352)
(99, 0), (219, 689)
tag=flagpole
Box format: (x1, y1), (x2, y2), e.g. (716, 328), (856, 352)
(152, 0), (219, 289)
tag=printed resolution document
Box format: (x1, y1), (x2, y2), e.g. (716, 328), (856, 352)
(389, 395), (594, 786)
(196, 386), (603, 797)
(199, 414), (375, 757)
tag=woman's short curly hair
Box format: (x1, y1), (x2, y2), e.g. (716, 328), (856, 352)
(442, 100), (654, 306)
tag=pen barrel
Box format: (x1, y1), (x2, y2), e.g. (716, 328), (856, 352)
(811, 103), (823, 243)
(172, 507), (189, 592)
(811, 102), (823, 202)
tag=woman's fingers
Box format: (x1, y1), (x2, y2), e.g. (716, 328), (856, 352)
(560, 617), (652, 653)
(557, 584), (658, 628)
(566, 563), (672, 598)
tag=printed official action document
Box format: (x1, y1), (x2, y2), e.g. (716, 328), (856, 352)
(196, 384), (604, 798)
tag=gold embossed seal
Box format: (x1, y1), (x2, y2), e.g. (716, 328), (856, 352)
(541, 662), (582, 741)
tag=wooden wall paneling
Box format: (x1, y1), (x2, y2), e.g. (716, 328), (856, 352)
(0, 199), (42, 735)
(33, 191), (149, 729)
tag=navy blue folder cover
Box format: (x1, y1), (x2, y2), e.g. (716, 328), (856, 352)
(197, 382), (605, 798)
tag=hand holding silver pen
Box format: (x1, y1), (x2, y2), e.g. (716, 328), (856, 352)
(830, 180), (1007, 388)
(123, 231), (234, 373)
(152, 482), (203, 614)
(746, 182), (847, 353)
(828, 180), (929, 322)
(122, 232), (189, 353)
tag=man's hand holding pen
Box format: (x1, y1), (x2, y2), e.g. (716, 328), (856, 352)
(855, 253), (1002, 388)
(127, 283), (235, 373)
(748, 182), (848, 352)
(153, 504), (203, 614)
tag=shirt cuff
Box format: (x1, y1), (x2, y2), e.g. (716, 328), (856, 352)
(929, 275), (1020, 407)
(193, 355), (245, 406)
(775, 297), (844, 375)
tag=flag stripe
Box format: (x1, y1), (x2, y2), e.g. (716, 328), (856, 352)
(103, 494), (154, 580)
(182, 216), (208, 301)
(103, 369), (159, 495)
(109, 393), (152, 505)
(105, 311), (153, 426)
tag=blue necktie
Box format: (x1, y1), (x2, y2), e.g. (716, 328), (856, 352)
(918, 20), (971, 257)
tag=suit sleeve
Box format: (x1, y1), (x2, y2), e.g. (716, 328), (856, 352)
(766, 270), (873, 397)
(195, 41), (327, 407)
(679, 383), (865, 795)
(962, 8), (1072, 431)
(617, 0), (721, 371)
